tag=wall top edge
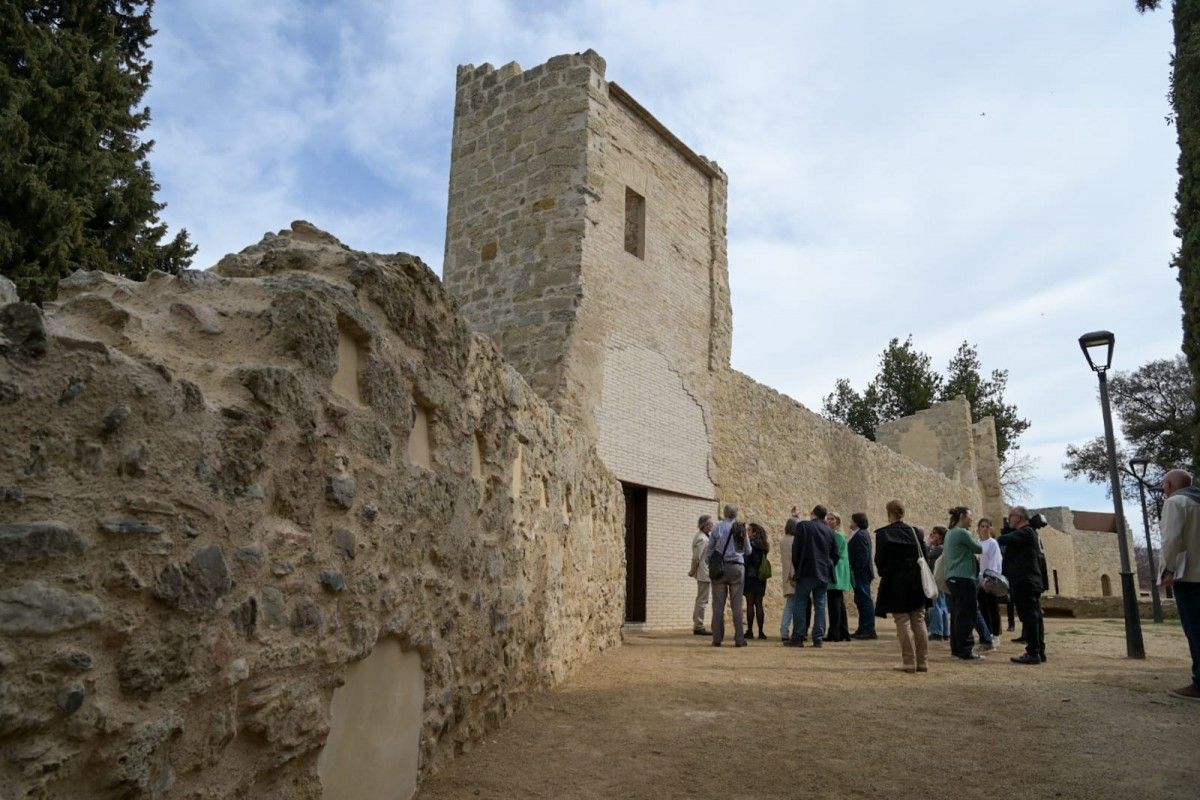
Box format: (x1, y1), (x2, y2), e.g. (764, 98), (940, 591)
(606, 81), (725, 182)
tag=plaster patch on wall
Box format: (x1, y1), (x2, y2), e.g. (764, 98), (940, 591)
(318, 638), (423, 800)
(332, 326), (363, 406)
(408, 403), (432, 470)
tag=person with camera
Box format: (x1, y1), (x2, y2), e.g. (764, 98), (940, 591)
(705, 505), (749, 647)
(997, 506), (1046, 665)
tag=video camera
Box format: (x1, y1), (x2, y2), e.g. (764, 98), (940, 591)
(1029, 512), (1048, 530)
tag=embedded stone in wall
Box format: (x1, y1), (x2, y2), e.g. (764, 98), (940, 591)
(409, 403), (432, 469)
(332, 325), (364, 405)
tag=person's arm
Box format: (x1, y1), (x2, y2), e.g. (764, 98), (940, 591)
(689, 535), (700, 578)
(829, 532), (840, 565)
(874, 531), (886, 574)
(966, 530), (982, 555)
(997, 528), (1033, 550)
(1159, 497), (1184, 587)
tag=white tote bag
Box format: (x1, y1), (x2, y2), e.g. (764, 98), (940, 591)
(910, 526), (939, 600)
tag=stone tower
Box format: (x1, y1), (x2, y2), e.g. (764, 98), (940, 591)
(444, 51), (731, 625)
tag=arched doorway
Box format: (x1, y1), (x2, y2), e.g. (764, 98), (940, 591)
(1101, 574), (1112, 597)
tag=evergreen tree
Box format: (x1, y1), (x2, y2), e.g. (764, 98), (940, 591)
(939, 341), (1030, 462)
(1136, 1), (1200, 473)
(0, 1), (193, 303)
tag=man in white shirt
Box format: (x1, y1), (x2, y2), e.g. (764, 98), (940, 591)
(1160, 469), (1200, 700)
(689, 515), (714, 635)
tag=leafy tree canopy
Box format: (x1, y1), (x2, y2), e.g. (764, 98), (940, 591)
(1063, 355), (1194, 501)
(0, 0), (193, 303)
(821, 337), (1030, 466)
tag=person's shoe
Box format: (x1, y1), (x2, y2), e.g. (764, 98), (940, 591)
(957, 653), (984, 661)
(1010, 653), (1041, 665)
(693, 629), (711, 636)
(929, 634), (943, 641)
(852, 632), (878, 640)
(1168, 684), (1200, 700)
(734, 641), (748, 647)
(812, 639), (824, 648)
(783, 639), (805, 647)
(712, 642), (722, 647)
(893, 666), (916, 673)
(980, 641), (999, 652)
(1040, 654), (1047, 663)
(1012, 637), (1026, 644)
(757, 632), (767, 640)
(916, 665), (929, 673)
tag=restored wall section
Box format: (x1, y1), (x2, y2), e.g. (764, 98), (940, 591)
(713, 371), (984, 607)
(0, 224), (625, 799)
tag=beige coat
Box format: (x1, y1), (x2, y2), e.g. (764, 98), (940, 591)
(1161, 490), (1200, 582)
(690, 531), (711, 583)
(780, 533), (795, 595)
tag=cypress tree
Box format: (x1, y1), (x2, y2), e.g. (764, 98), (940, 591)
(0, 1), (193, 303)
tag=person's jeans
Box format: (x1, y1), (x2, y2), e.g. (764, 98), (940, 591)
(693, 580), (711, 630)
(948, 577), (982, 657)
(1172, 581), (1200, 689)
(979, 588), (1002, 639)
(852, 576), (876, 635)
(711, 565), (745, 645)
(789, 577), (828, 642)
(929, 592), (950, 636)
(1012, 583), (1045, 658)
(780, 592), (796, 640)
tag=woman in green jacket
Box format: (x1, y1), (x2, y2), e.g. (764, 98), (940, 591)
(826, 511), (853, 642)
(944, 506), (993, 660)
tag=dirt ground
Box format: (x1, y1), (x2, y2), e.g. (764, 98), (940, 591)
(417, 616), (1197, 799)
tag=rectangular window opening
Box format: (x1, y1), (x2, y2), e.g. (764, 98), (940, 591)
(624, 187), (645, 258)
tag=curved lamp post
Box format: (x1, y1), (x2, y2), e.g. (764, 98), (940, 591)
(1079, 330), (1146, 658)
(1129, 457), (1165, 623)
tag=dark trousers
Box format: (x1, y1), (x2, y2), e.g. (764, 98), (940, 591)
(947, 577), (980, 657)
(1173, 581), (1200, 689)
(979, 588), (1001, 641)
(1012, 583), (1045, 658)
(827, 590), (850, 641)
(852, 576), (876, 635)
(1006, 594), (1016, 631)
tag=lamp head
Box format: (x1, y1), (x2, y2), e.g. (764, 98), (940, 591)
(1078, 330), (1115, 372)
(1128, 457), (1150, 481)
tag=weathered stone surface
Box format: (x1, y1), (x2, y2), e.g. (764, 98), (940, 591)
(0, 582), (102, 635)
(56, 685), (85, 714)
(0, 522), (86, 562)
(101, 405), (131, 437)
(0, 274), (18, 304)
(325, 475), (356, 509)
(260, 587), (286, 631)
(0, 303), (47, 359)
(52, 649), (94, 672)
(117, 630), (196, 696)
(291, 598), (323, 634)
(153, 545), (232, 613)
(332, 527), (356, 560)
(229, 596), (257, 638)
(58, 378), (86, 405)
(98, 518), (164, 536)
(319, 571), (346, 593)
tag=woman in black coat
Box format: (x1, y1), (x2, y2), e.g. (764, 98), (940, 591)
(875, 499), (932, 673)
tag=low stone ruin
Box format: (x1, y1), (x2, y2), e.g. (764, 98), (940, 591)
(0, 222), (625, 798)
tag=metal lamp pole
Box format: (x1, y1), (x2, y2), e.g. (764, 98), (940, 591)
(1129, 458), (1164, 624)
(1079, 331), (1145, 659)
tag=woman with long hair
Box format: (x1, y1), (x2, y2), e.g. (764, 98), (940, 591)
(825, 511), (852, 642)
(743, 522), (771, 640)
(874, 500), (932, 673)
(943, 506), (990, 661)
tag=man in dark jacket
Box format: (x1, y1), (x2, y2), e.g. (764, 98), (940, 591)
(848, 512), (877, 638)
(997, 505), (1046, 664)
(786, 505), (840, 647)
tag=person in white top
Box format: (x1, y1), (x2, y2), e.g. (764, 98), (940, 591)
(976, 517), (1003, 643)
(779, 519), (797, 641)
(688, 515), (714, 635)
(1159, 469), (1200, 700)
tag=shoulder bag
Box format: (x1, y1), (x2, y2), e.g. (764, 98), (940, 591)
(932, 552), (949, 594)
(707, 528), (734, 581)
(909, 526), (939, 600)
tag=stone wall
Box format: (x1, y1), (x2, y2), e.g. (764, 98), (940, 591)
(713, 371), (985, 604)
(0, 223), (625, 798)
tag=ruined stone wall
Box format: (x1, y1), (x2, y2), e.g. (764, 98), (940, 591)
(713, 371), (985, 611)
(0, 223), (625, 799)
(1071, 531), (1130, 597)
(1038, 526), (1080, 596)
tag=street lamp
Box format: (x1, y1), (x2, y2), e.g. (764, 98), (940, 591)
(1078, 330), (1146, 658)
(1129, 458), (1164, 623)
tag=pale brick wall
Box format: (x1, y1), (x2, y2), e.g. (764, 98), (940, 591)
(642, 492), (717, 629)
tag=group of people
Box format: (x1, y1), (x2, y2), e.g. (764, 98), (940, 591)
(688, 499), (1053, 672)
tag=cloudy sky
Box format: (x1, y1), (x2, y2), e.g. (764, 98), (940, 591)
(145, 1), (1179, 522)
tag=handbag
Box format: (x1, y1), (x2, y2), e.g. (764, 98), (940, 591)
(981, 568), (1010, 597)
(758, 556), (772, 580)
(707, 527), (734, 581)
(932, 553), (949, 594)
(910, 526), (938, 600)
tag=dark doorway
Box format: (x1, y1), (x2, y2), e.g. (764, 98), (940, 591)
(1052, 569), (1060, 595)
(1101, 574), (1112, 597)
(623, 483), (647, 623)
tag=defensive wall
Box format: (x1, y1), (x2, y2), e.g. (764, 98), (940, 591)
(1035, 506), (1137, 598)
(443, 50), (1008, 629)
(0, 224), (625, 798)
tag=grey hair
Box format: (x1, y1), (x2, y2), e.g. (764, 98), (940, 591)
(722, 503), (739, 520)
(698, 514), (713, 530)
(1009, 505), (1030, 522)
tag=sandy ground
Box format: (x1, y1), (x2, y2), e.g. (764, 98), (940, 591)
(417, 616), (1198, 799)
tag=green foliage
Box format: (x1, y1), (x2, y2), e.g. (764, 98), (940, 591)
(821, 337), (1029, 463)
(0, 1), (193, 303)
(1063, 355), (1195, 500)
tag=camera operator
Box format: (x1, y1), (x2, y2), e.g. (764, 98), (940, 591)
(997, 506), (1046, 664)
